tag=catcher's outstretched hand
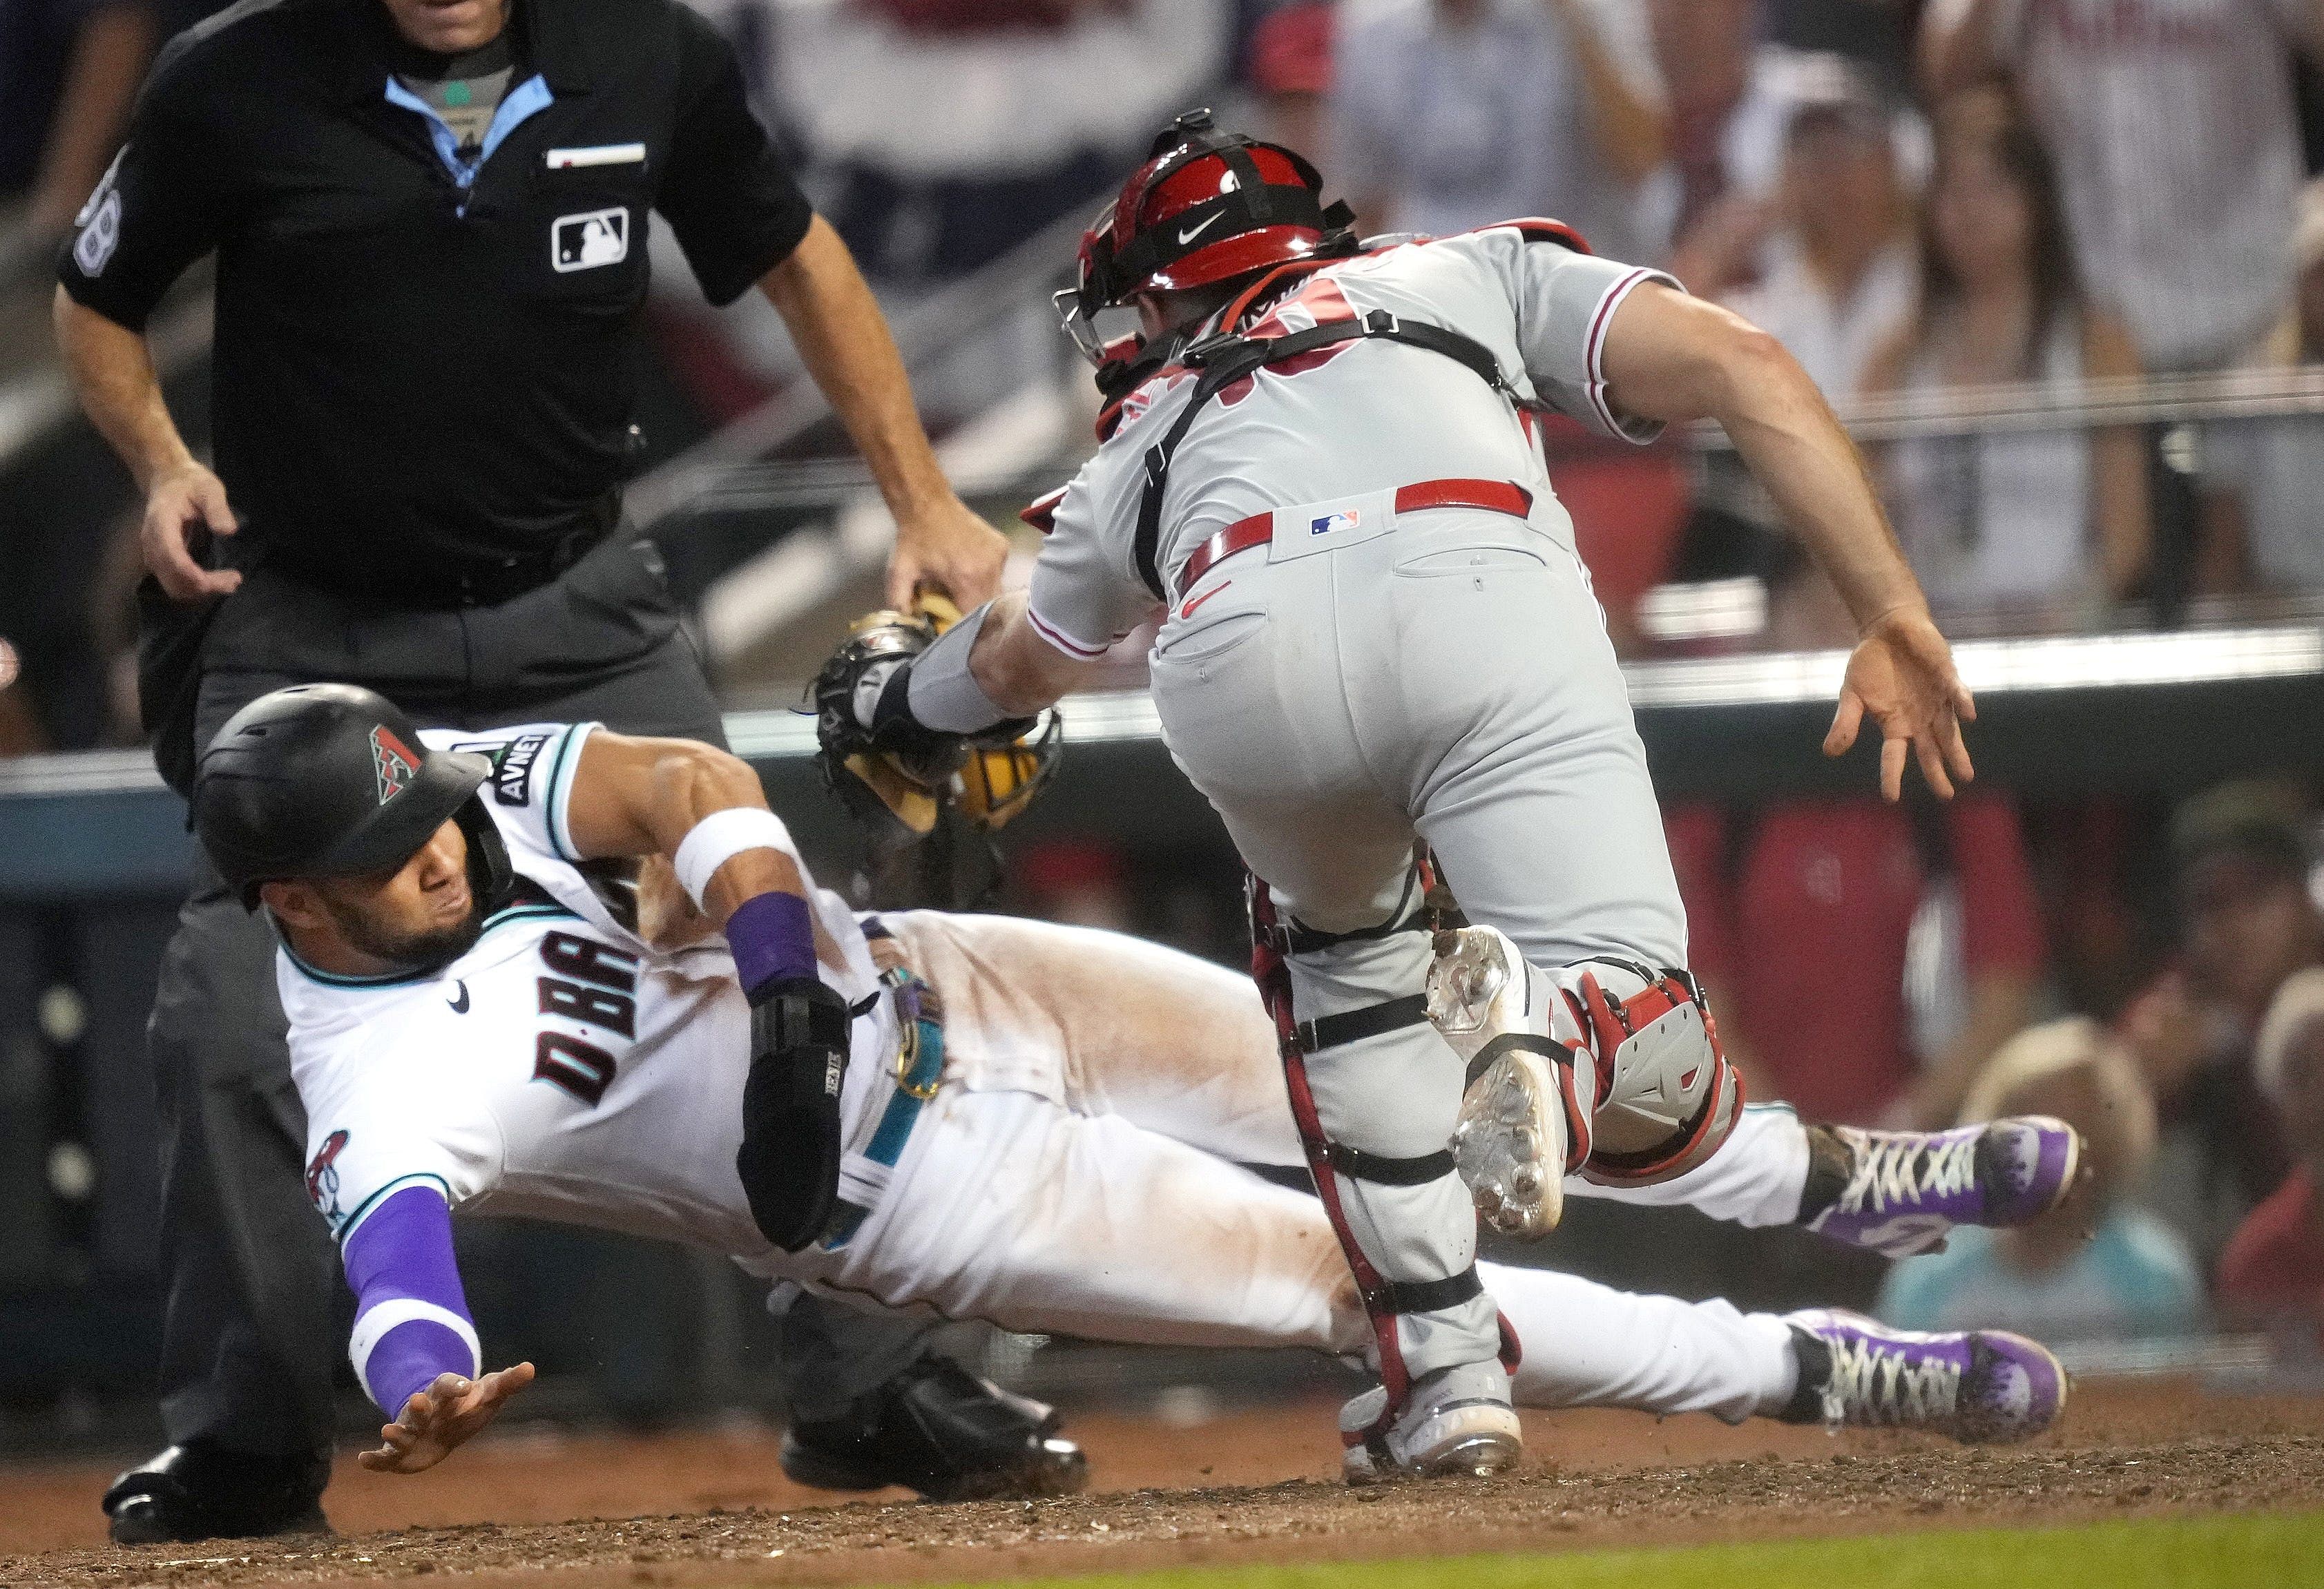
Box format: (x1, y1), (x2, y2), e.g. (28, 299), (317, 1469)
(1823, 609), (1976, 801)
(357, 1362), (535, 1475)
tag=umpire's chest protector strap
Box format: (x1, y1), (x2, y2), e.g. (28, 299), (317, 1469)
(1130, 309), (1517, 600)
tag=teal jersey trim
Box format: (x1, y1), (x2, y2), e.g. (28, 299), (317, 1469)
(283, 900), (577, 990)
(334, 1171), (453, 1244)
(544, 725), (588, 861)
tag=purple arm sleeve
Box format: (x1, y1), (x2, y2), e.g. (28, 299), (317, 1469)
(342, 1183), (479, 1417)
(727, 890), (817, 997)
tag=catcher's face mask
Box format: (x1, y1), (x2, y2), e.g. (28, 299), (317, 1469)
(1056, 106), (1353, 370)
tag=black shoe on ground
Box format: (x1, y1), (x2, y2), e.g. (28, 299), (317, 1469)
(780, 1356), (1088, 1502)
(102, 1443), (332, 1545)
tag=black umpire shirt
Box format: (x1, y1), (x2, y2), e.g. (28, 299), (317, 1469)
(57, 0), (813, 603)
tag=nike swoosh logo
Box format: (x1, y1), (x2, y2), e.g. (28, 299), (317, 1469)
(1180, 581), (1230, 620)
(1178, 213), (1224, 245)
(447, 981), (470, 1014)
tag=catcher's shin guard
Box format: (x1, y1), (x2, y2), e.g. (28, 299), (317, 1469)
(1247, 877), (1510, 1457)
(1564, 959), (1743, 1188)
(1428, 929), (1744, 1217)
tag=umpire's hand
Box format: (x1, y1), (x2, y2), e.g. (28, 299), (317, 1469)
(358, 1362), (537, 1475)
(143, 461), (242, 601)
(887, 495), (1008, 610)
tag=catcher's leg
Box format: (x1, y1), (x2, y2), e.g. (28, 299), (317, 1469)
(1142, 548), (1517, 1478)
(1249, 873), (1521, 1482)
(1424, 920), (1746, 1235)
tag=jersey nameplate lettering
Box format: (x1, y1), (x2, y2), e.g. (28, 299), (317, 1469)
(530, 930), (640, 1106)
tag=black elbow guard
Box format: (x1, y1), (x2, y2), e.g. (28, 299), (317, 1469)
(736, 976), (851, 1252)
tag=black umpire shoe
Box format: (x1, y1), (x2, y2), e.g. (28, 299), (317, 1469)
(102, 1443), (332, 1545)
(780, 1356), (1088, 1501)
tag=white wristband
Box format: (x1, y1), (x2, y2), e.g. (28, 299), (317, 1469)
(349, 1299), (481, 1407)
(673, 807), (798, 910)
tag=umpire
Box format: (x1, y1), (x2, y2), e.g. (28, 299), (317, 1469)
(55, 0), (1074, 1544)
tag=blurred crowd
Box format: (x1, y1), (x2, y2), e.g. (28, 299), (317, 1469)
(6, 0), (2324, 1381)
(1236, 0), (2324, 635)
(12, 0), (2324, 749)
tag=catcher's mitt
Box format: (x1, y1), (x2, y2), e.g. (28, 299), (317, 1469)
(812, 597), (1061, 841)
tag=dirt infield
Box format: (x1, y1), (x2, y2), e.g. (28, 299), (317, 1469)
(4, 1379), (2320, 1589)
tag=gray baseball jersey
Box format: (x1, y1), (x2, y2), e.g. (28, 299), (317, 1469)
(1026, 224), (1675, 659)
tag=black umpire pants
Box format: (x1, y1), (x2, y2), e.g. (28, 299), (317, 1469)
(149, 535), (929, 1463)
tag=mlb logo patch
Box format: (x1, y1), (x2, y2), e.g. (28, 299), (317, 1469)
(552, 207), (629, 273)
(1311, 508), (1361, 537)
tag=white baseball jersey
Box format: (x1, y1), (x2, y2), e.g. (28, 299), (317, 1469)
(283, 721), (899, 1275)
(1025, 224), (1674, 659)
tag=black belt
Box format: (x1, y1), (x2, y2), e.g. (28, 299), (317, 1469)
(267, 508), (617, 612)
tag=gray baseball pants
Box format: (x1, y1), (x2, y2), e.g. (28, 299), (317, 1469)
(1146, 504), (1691, 1385)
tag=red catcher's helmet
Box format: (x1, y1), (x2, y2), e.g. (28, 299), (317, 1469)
(1054, 108), (1355, 365)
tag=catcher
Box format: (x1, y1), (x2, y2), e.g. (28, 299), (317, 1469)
(190, 684), (2070, 1481)
(807, 110), (2050, 1479)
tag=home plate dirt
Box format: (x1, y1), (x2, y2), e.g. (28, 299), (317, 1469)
(3, 1379), (2320, 1589)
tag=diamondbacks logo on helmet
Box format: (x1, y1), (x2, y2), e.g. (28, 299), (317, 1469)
(370, 725), (420, 806)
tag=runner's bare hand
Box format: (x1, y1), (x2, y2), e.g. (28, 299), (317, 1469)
(357, 1362), (536, 1475)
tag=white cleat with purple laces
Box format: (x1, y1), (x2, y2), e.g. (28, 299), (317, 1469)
(1801, 1117), (2083, 1258)
(1780, 1309), (2068, 1444)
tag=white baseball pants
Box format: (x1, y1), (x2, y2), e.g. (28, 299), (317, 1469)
(782, 913), (1805, 1424)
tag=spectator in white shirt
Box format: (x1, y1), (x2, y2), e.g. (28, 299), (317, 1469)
(1328, 0), (1667, 259)
(1923, 0), (2324, 373)
(1667, 63), (1920, 592)
(1652, 32), (1934, 298)
(1715, 62), (1918, 402)
(1867, 97), (2153, 617)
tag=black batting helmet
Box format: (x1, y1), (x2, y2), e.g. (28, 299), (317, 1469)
(192, 683), (512, 909)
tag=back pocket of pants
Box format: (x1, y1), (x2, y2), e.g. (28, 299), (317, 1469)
(1391, 543), (1548, 580)
(1153, 606), (1268, 667)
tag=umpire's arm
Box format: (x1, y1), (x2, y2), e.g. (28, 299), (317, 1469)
(655, 13), (1006, 608)
(758, 219), (1008, 610)
(56, 291), (238, 601)
(53, 38), (240, 603)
